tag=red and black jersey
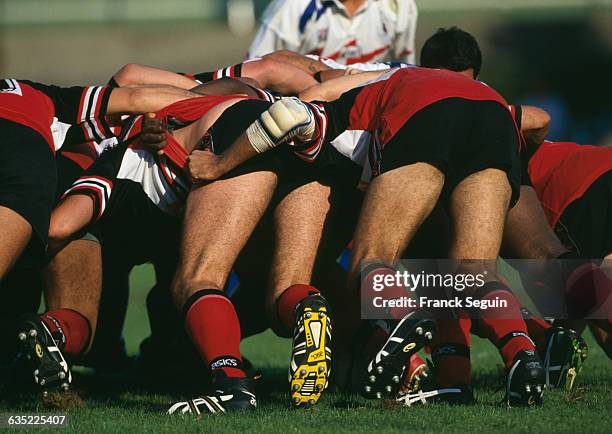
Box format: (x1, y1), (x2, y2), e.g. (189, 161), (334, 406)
(528, 140), (612, 227)
(64, 94), (254, 221)
(346, 67), (511, 145)
(0, 79), (113, 152)
(313, 67), (517, 176)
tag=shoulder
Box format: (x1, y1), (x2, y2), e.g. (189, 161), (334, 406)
(260, 0), (320, 24)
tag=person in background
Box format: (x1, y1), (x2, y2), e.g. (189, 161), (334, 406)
(248, 0), (418, 65)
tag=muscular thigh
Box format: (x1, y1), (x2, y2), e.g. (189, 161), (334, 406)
(174, 170), (278, 303)
(501, 186), (567, 259)
(269, 181), (332, 294)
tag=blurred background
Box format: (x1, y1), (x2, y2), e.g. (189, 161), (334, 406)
(1, 0), (611, 144)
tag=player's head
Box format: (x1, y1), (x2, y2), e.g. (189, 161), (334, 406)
(420, 27), (482, 79)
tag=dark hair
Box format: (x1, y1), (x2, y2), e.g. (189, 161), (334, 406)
(420, 27), (482, 78)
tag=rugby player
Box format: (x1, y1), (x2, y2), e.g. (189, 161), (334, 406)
(529, 140), (612, 357)
(2, 81), (201, 393)
(409, 27), (594, 398)
(163, 100), (336, 413)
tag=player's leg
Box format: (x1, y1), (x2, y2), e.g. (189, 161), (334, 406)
(501, 186), (561, 347)
(397, 311), (475, 407)
(448, 98), (544, 406)
(41, 238), (101, 354)
(348, 163), (444, 281)
(0, 207), (32, 280)
(267, 180), (334, 406)
(448, 169), (528, 354)
(0, 119), (80, 393)
(0, 119), (56, 279)
(268, 181), (331, 330)
(503, 186), (567, 260)
(348, 162), (444, 399)
(346, 100), (482, 401)
(502, 186), (589, 389)
(168, 170), (277, 415)
(448, 168), (546, 407)
(23, 160), (104, 390)
(18, 237), (102, 393)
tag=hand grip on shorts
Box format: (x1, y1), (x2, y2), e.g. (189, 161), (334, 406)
(246, 97), (316, 153)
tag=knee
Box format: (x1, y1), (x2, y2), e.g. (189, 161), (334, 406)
(171, 268), (227, 310)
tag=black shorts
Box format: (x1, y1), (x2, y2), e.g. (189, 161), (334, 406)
(0, 118), (56, 249)
(210, 98), (362, 206)
(557, 170), (612, 258)
(55, 153), (87, 201)
(380, 98), (521, 205)
(64, 143), (180, 266)
(91, 179), (181, 266)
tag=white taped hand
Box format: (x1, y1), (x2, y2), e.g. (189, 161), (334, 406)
(246, 97), (317, 153)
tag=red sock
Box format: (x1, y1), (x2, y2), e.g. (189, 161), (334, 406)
(472, 282), (535, 368)
(276, 284), (320, 332)
(184, 290), (245, 378)
(406, 353), (427, 381)
(40, 309), (91, 356)
(431, 310), (472, 386)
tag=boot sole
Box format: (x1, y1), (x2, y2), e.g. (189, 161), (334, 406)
(290, 306), (331, 407)
(362, 314), (435, 399)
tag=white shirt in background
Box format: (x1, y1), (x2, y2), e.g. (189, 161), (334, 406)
(247, 0), (418, 65)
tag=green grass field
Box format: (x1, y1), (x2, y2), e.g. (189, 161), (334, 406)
(2, 265), (611, 433)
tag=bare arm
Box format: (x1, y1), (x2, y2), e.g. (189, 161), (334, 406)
(106, 85), (200, 116)
(299, 70), (388, 102)
(188, 135), (258, 181)
(263, 50), (331, 75)
(242, 58), (317, 95)
(112, 63), (199, 89)
(520, 105), (551, 154)
(47, 195), (95, 254)
(188, 97), (316, 181)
